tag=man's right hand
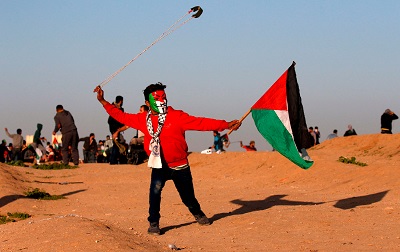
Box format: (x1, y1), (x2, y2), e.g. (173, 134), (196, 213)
(93, 86), (108, 105)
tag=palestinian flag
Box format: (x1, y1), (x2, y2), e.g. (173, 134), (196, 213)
(52, 136), (59, 150)
(251, 62), (314, 169)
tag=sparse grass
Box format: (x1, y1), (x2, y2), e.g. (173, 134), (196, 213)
(338, 156), (368, 167)
(32, 163), (78, 170)
(24, 188), (65, 200)
(0, 212), (31, 224)
(6, 160), (28, 167)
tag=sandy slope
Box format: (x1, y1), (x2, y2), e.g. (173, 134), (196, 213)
(1, 133), (400, 251)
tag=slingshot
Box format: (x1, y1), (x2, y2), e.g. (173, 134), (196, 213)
(97, 6), (203, 88)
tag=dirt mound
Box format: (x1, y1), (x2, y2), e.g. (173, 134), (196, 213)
(1, 133), (400, 251)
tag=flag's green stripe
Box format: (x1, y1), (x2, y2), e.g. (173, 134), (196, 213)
(252, 109), (313, 169)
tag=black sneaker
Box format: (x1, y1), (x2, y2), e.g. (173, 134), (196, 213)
(194, 215), (211, 226)
(147, 222), (161, 235)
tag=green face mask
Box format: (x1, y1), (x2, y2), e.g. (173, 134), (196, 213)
(148, 90), (167, 114)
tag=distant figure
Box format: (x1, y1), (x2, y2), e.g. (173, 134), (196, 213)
(212, 131), (224, 154)
(314, 126), (321, 145)
(4, 128), (23, 161)
(0, 140), (7, 163)
(79, 133), (97, 163)
(326, 129), (338, 140)
(47, 145), (55, 161)
(53, 104), (80, 166)
(240, 140), (257, 151)
(344, 125), (357, 136)
(6, 143), (13, 162)
(104, 135), (113, 162)
(97, 140), (106, 163)
(308, 127), (316, 146)
(108, 95), (125, 164)
(115, 104), (150, 146)
(381, 109), (398, 134)
(133, 104), (149, 145)
(31, 123), (47, 164)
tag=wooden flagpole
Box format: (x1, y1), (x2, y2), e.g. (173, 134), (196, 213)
(227, 108), (252, 135)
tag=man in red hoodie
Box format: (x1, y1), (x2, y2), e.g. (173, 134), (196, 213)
(94, 83), (241, 235)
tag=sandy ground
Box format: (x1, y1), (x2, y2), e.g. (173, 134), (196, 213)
(1, 133), (400, 251)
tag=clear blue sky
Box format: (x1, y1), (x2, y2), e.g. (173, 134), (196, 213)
(1, 1), (399, 152)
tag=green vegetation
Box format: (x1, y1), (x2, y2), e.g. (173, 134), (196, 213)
(6, 160), (28, 167)
(24, 188), (65, 200)
(0, 212), (31, 224)
(32, 163), (78, 170)
(338, 156), (368, 167)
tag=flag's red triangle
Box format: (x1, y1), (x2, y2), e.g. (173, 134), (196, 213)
(252, 70), (288, 111)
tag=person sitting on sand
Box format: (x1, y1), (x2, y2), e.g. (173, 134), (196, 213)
(344, 125), (357, 137)
(326, 129), (338, 140)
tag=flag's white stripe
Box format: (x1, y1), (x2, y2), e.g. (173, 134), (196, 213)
(275, 110), (294, 138)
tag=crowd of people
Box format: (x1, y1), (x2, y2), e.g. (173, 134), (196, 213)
(2, 108), (398, 163)
(0, 100), (149, 165)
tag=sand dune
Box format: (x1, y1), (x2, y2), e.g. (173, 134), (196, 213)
(1, 133), (400, 251)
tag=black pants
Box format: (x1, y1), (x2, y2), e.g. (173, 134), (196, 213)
(148, 165), (205, 223)
(61, 129), (79, 165)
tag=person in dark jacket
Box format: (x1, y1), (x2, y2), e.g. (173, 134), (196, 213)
(381, 109), (398, 134)
(0, 140), (7, 163)
(344, 124), (357, 136)
(53, 105), (79, 165)
(108, 95), (125, 164)
(79, 133), (97, 163)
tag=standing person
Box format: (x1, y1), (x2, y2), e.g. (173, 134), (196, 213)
(6, 143), (13, 162)
(4, 128), (23, 161)
(308, 127), (317, 146)
(97, 140), (106, 163)
(381, 109), (398, 134)
(314, 126), (321, 145)
(114, 104), (150, 146)
(0, 140), (7, 163)
(108, 95), (125, 164)
(53, 105), (80, 166)
(79, 133), (97, 163)
(104, 135), (113, 162)
(344, 124), (357, 136)
(240, 140), (257, 151)
(94, 83), (241, 235)
(326, 129), (338, 140)
(31, 123), (47, 164)
(131, 104), (149, 145)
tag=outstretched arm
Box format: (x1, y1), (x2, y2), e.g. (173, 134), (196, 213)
(4, 128), (12, 138)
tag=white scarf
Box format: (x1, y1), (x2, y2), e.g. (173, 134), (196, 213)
(146, 111), (167, 168)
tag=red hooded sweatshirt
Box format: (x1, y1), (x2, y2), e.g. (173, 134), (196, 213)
(104, 103), (229, 168)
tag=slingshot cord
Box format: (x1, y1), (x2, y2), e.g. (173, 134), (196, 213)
(99, 9), (196, 88)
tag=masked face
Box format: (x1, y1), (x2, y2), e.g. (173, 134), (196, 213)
(149, 90), (167, 114)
